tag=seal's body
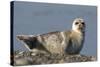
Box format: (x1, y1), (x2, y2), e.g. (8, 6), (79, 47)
(17, 18), (85, 54)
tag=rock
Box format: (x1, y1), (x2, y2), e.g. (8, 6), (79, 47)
(14, 57), (33, 66)
(13, 51), (96, 66)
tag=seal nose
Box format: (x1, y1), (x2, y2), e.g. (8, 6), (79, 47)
(79, 24), (83, 29)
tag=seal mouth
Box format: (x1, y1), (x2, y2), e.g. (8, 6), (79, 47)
(78, 27), (83, 31)
(79, 27), (83, 30)
(78, 24), (84, 30)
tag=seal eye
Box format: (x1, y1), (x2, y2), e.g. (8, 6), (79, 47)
(81, 22), (85, 25)
(75, 22), (79, 25)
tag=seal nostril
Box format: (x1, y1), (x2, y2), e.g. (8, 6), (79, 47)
(79, 24), (83, 29)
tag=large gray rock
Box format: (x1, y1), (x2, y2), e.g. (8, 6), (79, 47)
(13, 51), (96, 66)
